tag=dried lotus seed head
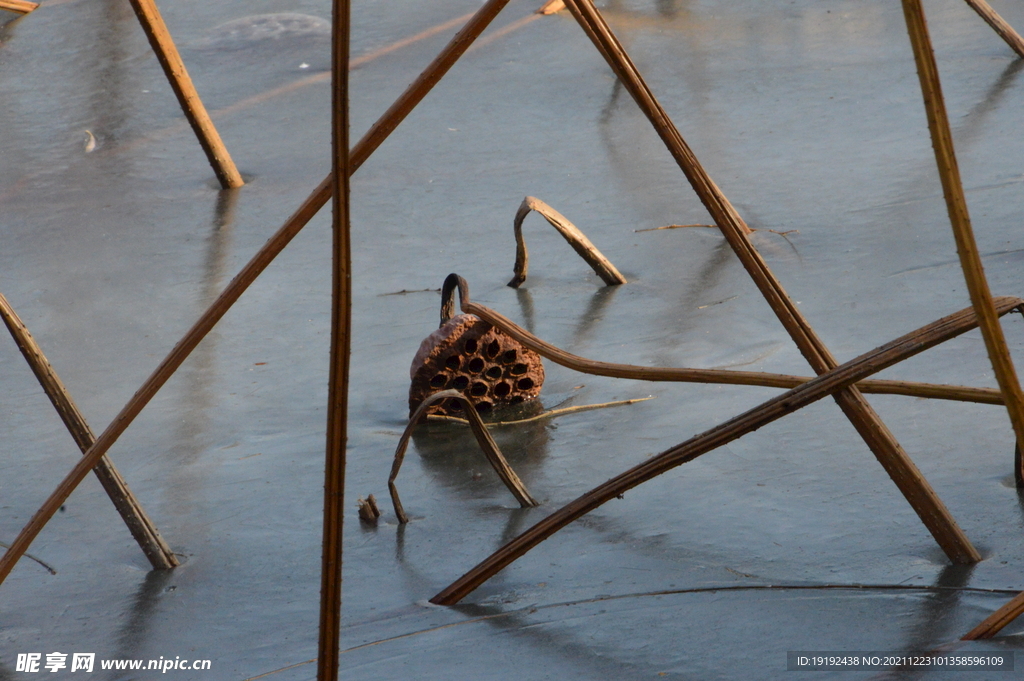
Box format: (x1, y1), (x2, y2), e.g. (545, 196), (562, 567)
(409, 316), (544, 417)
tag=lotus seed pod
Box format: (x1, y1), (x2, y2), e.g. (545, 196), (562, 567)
(409, 314), (544, 416)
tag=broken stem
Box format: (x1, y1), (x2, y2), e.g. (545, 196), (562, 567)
(390, 390), (538, 524)
(508, 196), (626, 288)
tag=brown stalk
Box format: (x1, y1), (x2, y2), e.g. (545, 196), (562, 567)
(903, 0), (1024, 488)
(356, 495), (381, 523)
(963, 590), (1024, 639)
(561, 0), (980, 565)
(125, 0), (243, 188)
(0, 542), (54, 575)
(508, 196), (626, 288)
(431, 299), (1004, 604)
(447, 274), (1019, 405)
(0, 0), (37, 14)
(472, 296), (1017, 404)
(904, 0), (1024, 644)
(389, 390), (539, 524)
(961, 0), (1024, 59)
(854, 380), (1002, 405)
(0, 0), (515, 587)
(0, 294), (177, 570)
(427, 396), (656, 427)
(316, 0), (351, 676)
(633, 224), (715, 232)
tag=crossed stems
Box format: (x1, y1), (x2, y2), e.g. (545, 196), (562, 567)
(430, 274), (1024, 605)
(0, 0), (519, 587)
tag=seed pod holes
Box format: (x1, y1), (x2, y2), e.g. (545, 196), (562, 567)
(409, 314), (544, 416)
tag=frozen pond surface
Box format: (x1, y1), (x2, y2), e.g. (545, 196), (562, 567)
(2, 0), (1024, 677)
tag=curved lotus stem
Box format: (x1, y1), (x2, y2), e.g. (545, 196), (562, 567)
(389, 389), (538, 523)
(440, 273), (472, 326)
(508, 197), (627, 288)
(445, 273), (1020, 406)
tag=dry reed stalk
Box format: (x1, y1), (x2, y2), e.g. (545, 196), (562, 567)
(963, 590), (1024, 639)
(0, 542), (54, 574)
(448, 274), (1020, 405)
(317, 0), (351, 677)
(508, 196), (626, 288)
(0, 0), (516, 588)
(427, 396), (655, 426)
(473, 298), (1016, 404)
(431, 299), (1004, 604)
(902, 0), (1024, 487)
(390, 390), (539, 524)
(560, 0), (979, 565)
(356, 495), (381, 523)
(0, 294), (177, 570)
(961, 0), (1024, 59)
(0, 0), (37, 14)
(855, 381), (1002, 405)
(633, 224), (715, 232)
(125, 0), (242, 188)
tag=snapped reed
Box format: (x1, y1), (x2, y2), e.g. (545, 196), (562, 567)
(508, 196), (626, 287)
(389, 390), (538, 524)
